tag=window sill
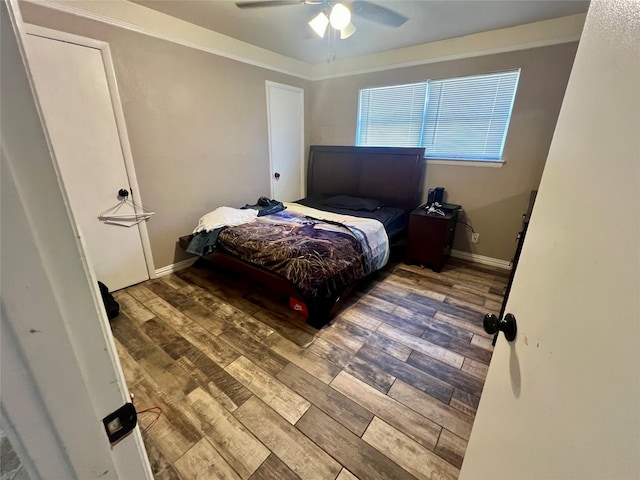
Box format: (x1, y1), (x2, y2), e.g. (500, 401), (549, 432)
(426, 159), (505, 168)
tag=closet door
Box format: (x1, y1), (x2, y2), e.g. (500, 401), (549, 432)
(24, 32), (151, 291)
(267, 81), (304, 202)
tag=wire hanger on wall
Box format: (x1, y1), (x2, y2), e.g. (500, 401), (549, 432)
(98, 188), (155, 227)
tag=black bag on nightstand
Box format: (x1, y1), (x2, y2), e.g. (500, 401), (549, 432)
(427, 187), (445, 205)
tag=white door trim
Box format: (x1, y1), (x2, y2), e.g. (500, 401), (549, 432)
(24, 23), (156, 280)
(265, 80), (305, 200)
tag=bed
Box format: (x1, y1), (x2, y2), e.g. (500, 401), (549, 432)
(179, 145), (426, 328)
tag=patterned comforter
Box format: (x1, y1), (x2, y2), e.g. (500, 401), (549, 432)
(217, 203), (389, 301)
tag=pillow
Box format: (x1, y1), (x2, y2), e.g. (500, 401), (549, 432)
(193, 206), (258, 233)
(323, 195), (384, 211)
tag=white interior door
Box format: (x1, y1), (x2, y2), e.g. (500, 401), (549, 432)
(24, 31), (151, 291)
(460, 2), (639, 479)
(267, 81), (304, 202)
(2, 2), (151, 477)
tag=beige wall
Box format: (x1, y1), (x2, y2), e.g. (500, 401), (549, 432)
(309, 43), (578, 261)
(21, 1), (577, 265)
(20, 2), (311, 269)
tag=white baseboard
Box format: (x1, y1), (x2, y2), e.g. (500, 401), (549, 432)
(451, 249), (512, 270)
(154, 258), (197, 278)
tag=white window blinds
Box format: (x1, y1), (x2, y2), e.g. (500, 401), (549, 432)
(356, 69), (520, 162)
(357, 82), (427, 147)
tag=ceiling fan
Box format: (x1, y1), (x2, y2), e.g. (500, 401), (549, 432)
(235, 1), (408, 40)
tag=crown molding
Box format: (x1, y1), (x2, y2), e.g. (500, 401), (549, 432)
(21, 0), (585, 82)
(310, 13), (586, 80)
(21, 0), (315, 80)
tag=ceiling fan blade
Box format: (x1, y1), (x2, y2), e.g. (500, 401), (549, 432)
(235, 1), (301, 9)
(351, 1), (408, 27)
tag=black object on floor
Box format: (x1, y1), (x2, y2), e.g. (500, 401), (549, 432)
(98, 281), (120, 320)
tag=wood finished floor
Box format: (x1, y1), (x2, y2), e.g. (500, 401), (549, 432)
(112, 257), (508, 480)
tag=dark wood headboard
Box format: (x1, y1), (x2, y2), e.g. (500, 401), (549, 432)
(306, 146), (426, 211)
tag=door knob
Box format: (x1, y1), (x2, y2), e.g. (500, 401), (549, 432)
(274, 172), (281, 180)
(484, 313), (517, 342)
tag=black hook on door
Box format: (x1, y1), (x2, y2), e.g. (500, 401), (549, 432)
(484, 313), (517, 343)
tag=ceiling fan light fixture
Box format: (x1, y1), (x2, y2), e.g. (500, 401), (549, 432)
(308, 11), (329, 38)
(329, 3), (351, 30)
(340, 21), (356, 39)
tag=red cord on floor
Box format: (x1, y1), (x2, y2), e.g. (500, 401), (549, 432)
(137, 406), (163, 434)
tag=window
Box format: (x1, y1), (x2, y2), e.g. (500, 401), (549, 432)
(356, 70), (520, 162)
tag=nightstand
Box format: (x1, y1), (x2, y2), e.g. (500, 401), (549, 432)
(405, 205), (460, 272)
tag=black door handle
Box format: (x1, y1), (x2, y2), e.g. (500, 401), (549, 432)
(484, 313), (517, 342)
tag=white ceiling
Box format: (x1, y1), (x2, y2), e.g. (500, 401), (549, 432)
(129, 0), (589, 65)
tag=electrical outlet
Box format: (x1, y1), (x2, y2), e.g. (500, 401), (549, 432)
(471, 232), (480, 243)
